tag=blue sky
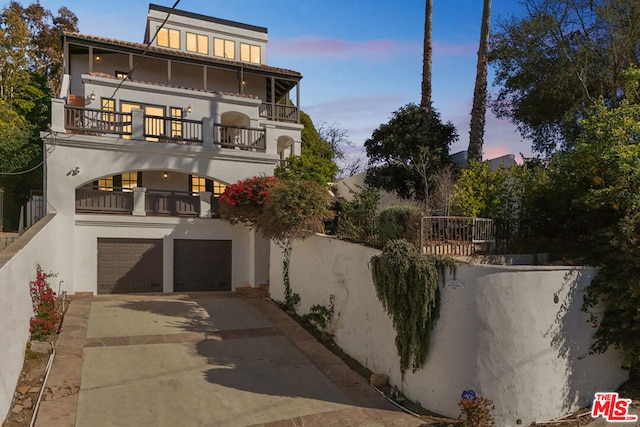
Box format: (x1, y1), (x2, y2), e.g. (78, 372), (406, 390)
(34, 0), (531, 160)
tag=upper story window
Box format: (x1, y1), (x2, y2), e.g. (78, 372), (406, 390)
(240, 43), (260, 64)
(157, 28), (180, 49)
(213, 38), (234, 60)
(186, 32), (208, 55)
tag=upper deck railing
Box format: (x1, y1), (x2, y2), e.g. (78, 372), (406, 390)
(64, 106), (266, 152)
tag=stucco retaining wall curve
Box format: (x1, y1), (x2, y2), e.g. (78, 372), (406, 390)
(269, 234), (627, 426)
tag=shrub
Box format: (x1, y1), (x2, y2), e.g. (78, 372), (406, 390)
(336, 186), (380, 244)
(370, 239), (453, 376)
(377, 205), (422, 247)
(29, 265), (60, 341)
(458, 395), (495, 426)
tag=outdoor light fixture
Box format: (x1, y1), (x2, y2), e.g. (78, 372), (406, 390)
(185, 105), (192, 114)
(89, 92), (96, 101)
(94, 55), (101, 63)
(162, 171), (169, 179)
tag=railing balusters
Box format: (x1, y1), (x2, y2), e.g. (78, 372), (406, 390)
(421, 216), (495, 256)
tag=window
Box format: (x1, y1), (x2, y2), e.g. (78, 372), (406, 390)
(157, 28), (180, 49)
(212, 180), (226, 197)
(170, 107), (182, 138)
(191, 175), (206, 194)
(191, 176), (226, 196)
(214, 38), (235, 59)
(121, 103), (165, 141)
(186, 32), (208, 55)
(97, 176), (113, 191)
(115, 71), (130, 80)
(101, 98), (115, 131)
(240, 43), (260, 63)
(121, 172), (138, 192)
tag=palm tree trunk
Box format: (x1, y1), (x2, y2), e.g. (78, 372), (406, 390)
(468, 0), (492, 162)
(421, 0), (433, 114)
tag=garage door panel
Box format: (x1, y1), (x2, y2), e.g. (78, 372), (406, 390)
(174, 240), (232, 292)
(97, 238), (163, 294)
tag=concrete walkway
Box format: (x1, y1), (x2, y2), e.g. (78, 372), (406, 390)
(35, 293), (425, 427)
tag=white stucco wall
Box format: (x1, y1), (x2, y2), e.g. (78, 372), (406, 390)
(0, 215), (69, 422)
(270, 235), (628, 426)
(72, 216), (256, 294)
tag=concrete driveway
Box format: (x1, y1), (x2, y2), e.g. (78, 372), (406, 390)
(35, 293), (424, 427)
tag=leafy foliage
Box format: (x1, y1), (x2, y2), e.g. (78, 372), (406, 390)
(451, 160), (518, 220)
(219, 175), (331, 311)
(275, 111), (338, 184)
(458, 396), (496, 426)
(29, 264), (60, 340)
(364, 104), (457, 202)
(336, 186), (380, 244)
(377, 205), (422, 247)
(370, 239), (453, 375)
(490, 0), (640, 156)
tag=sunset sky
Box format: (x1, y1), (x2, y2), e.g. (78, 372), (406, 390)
(34, 0), (532, 160)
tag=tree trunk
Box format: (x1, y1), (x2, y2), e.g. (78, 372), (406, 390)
(468, 0), (492, 162)
(421, 0), (433, 114)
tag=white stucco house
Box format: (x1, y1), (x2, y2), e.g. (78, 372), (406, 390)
(43, 4), (303, 294)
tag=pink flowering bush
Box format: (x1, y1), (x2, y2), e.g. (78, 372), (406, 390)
(29, 265), (60, 340)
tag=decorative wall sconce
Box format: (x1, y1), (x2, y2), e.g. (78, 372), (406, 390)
(185, 105), (192, 114)
(94, 55), (101, 63)
(89, 92), (96, 101)
(162, 171), (169, 179)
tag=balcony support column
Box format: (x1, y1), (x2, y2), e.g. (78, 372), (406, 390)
(131, 108), (145, 141)
(50, 98), (66, 133)
(199, 191), (212, 218)
(202, 117), (215, 149)
(132, 187), (146, 216)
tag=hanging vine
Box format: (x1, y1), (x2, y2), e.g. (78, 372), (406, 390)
(370, 239), (454, 376)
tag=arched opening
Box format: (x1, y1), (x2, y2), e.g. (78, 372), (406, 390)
(277, 135), (294, 160)
(75, 170), (228, 217)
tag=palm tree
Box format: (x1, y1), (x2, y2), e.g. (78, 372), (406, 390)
(468, 0), (492, 162)
(421, 0), (432, 115)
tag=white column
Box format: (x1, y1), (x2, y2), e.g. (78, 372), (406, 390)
(50, 99), (66, 133)
(199, 191), (212, 218)
(132, 187), (146, 216)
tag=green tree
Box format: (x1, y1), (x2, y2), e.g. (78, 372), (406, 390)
(0, 1), (78, 230)
(275, 111), (338, 184)
(490, 0), (640, 156)
(364, 104), (457, 204)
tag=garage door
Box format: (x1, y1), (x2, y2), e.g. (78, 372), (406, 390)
(174, 240), (232, 291)
(97, 238), (163, 294)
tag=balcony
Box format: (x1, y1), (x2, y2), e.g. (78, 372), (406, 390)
(76, 187), (220, 218)
(64, 106), (267, 152)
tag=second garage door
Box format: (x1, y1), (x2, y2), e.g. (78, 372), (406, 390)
(174, 239), (232, 291)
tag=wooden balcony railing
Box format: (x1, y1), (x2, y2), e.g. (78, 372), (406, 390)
(76, 188), (134, 213)
(213, 124), (266, 151)
(145, 190), (200, 217)
(63, 106), (266, 152)
(259, 103), (298, 123)
(75, 187), (220, 218)
(65, 107), (132, 136)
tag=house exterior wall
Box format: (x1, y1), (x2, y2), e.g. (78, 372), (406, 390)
(0, 215), (67, 422)
(72, 216), (255, 294)
(269, 235), (628, 426)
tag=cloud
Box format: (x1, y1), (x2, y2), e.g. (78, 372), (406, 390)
(270, 37), (475, 60)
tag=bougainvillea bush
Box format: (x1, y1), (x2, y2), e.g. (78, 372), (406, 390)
(219, 175), (331, 310)
(29, 265), (60, 341)
(218, 175), (275, 227)
(219, 175), (331, 242)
